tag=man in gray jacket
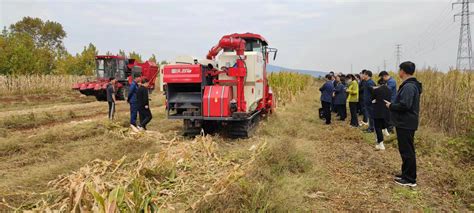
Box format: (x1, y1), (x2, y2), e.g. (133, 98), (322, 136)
(385, 61), (422, 187)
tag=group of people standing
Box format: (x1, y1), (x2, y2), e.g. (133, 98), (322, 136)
(319, 61), (422, 187)
(106, 77), (153, 131)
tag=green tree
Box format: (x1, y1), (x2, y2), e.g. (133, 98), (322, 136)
(118, 49), (126, 57)
(55, 43), (97, 75)
(1, 17), (67, 75)
(78, 43), (98, 75)
(148, 54), (157, 63)
(1, 26), (7, 37)
(0, 32), (54, 75)
(128, 51), (142, 62)
(10, 16), (66, 52)
(160, 60), (169, 65)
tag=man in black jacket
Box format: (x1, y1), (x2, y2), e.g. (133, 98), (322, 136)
(106, 77), (117, 120)
(385, 61), (422, 187)
(137, 79), (152, 131)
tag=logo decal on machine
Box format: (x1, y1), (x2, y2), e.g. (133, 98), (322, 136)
(171, 68), (192, 74)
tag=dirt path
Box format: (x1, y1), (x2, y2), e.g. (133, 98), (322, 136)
(0, 100), (103, 118)
(0, 94), (170, 205)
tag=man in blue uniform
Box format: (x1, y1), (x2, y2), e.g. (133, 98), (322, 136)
(127, 77), (140, 131)
(319, 74), (335, 125)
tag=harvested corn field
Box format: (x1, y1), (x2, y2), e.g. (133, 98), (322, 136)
(0, 74), (472, 211)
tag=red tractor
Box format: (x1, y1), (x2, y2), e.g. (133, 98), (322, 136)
(73, 55), (158, 101)
(163, 33), (277, 137)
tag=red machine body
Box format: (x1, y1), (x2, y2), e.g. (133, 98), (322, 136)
(163, 33), (277, 138)
(202, 85), (233, 117)
(72, 55), (158, 101)
(163, 64), (202, 83)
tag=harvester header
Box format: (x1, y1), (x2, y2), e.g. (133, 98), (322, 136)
(73, 55), (158, 101)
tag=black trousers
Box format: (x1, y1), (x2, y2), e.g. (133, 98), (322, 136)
(374, 118), (387, 143)
(396, 128), (417, 183)
(321, 101), (331, 124)
(336, 104), (347, 121)
(331, 99), (337, 113)
(138, 107), (153, 129)
(357, 101), (363, 115)
(349, 102), (358, 126)
(108, 101), (115, 120)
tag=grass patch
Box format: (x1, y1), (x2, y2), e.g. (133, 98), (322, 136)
(393, 187), (422, 201)
(197, 135), (315, 211)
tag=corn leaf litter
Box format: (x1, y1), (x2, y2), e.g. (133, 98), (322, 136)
(25, 133), (266, 212)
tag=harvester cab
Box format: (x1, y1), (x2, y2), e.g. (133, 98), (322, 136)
(163, 33), (277, 138)
(73, 55), (158, 101)
(96, 56), (127, 80)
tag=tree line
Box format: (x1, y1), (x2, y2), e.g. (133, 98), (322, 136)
(0, 17), (165, 76)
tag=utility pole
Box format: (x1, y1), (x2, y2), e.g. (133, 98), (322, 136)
(383, 59), (387, 71)
(351, 64), (353, 74)
(453, 0), (474, 71)
(395, 44), (402, 69)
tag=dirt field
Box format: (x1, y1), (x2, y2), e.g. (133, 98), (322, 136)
(0, 84), (472, 211)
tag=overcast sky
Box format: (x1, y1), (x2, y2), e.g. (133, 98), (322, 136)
(0, 0), (460, 73)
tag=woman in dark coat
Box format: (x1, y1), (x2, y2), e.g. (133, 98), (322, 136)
(333, 75), (347, 121)
(370, 79), (392, 150)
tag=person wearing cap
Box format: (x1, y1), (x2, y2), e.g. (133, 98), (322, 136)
(106, 77), (117, 120)
(137, 78), (153, 131)
(127, 76), (140, 131)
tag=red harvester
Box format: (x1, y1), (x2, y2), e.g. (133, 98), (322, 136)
(73, 55), (158, 101)
(163, 33), (278, 138)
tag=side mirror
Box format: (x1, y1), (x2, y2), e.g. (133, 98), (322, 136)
(267, 47), (278, 61)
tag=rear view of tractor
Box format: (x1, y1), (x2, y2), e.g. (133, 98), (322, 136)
(73, 55), (158, 101)
(163, 33), (277, 138)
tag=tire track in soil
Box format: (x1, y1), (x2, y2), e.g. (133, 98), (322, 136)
(0, 101), (105, 119)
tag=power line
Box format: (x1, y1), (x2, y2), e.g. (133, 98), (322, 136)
(395, 44), (402, 69)
(404, 21), (457, 58)
(402, 3), (458, 60)
(453, 0), (474, 71)
(403, 4), (452, 48)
